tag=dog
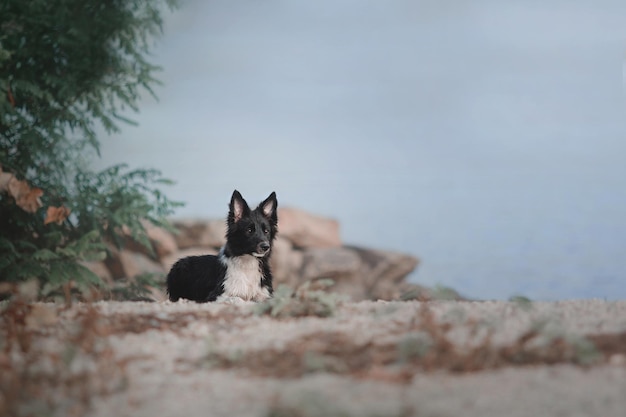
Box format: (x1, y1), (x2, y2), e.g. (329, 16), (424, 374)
(166, 190), (277, 303)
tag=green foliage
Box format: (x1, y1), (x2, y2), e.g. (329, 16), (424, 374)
(255, 280), (344, 318)
(430, 284), (462, 300)
(109, 272), (162, 301)
(397, 331), (434, 362)
(509, 294), (533, 311)
(0, 0), (181, 298)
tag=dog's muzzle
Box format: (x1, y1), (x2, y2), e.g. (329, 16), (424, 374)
(253, 242), (270, 257)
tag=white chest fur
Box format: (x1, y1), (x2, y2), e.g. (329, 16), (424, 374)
(219, 252), (270, 302)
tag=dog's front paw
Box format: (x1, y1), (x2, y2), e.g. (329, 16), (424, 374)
(216, 296), (247, 304)
(252, 290), (272, 302)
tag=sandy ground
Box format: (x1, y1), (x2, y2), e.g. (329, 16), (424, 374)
(4, 298), (626, 417)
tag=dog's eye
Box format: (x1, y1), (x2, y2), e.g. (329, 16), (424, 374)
(246, 225), (254, 234)
(263, 227), (269, 235)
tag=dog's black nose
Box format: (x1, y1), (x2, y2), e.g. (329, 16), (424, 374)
(259, 242), (270, 252)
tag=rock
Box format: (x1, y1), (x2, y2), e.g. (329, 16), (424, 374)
(105, 246), (165, 280)
(278, 207), (341, 248)
(80, 261), (113, 285)
(299, 247), (366, 300)
(172, 219), (226, 249)
(120, 251), (165, 279)
(270, 237), (304, 288)
(352, 247), (418, 300)
(112, 221), (178, 261)
(350, 246), (419, 287)
(144, 222), (178, 259)
(300, 247), (361, 280)
(161, 247), (219, 272)
(297, 246), (419, 301)
(110, 211), (423, 301)
(103, 244), (125, 280)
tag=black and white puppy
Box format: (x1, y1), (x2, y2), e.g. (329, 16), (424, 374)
(166, 190), (277, 302)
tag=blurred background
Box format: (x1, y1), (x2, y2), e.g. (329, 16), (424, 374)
(94, 0), (626, 301)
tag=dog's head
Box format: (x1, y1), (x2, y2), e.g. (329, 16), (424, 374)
(226, 190), (278, 258)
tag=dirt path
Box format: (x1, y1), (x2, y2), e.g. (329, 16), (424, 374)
(2, 299), (626, 417)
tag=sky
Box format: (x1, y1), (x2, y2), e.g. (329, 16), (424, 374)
(96, 0), (626, 300)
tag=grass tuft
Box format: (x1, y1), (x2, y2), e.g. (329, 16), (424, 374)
(254, 280), (344, 318)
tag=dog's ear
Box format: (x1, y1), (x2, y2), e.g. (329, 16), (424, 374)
(229, 190), (250, 223)
(258, 191), (277, 221)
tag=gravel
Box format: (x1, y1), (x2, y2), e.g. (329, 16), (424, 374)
(7, 299), (626, 417)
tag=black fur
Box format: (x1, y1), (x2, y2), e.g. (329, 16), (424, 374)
(166, 190), (278, 302)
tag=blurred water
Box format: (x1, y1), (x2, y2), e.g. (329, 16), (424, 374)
(96, 0), (626, 300)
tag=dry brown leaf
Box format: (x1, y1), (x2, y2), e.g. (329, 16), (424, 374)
(0, 166), (44, 213)
(15, 183), (44, 213)
(7, 175), (29, 199)
(44, 205), (71, 225)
